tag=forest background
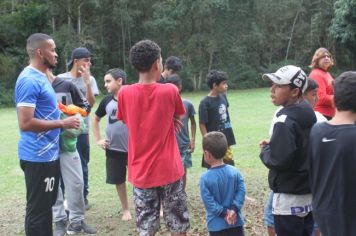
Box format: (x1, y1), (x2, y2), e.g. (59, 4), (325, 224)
(0, 0), (355, 106)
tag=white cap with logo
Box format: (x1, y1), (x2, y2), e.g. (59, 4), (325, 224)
(262, 65), (308, 93)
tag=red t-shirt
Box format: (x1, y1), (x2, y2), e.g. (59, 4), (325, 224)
(309, 68), (335, 118)
(117, 82), (185, 188)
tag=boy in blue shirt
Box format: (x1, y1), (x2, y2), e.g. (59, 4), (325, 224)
(15, 33), (79, 236)
(200, 131), (245, 236)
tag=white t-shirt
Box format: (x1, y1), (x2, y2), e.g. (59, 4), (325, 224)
(273, 193), (312, 217)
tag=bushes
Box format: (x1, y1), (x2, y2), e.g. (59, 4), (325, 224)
(0, 87), (14, 108)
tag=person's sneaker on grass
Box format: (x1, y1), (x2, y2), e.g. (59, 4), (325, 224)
(67, 221), (97, 234)
(54, 220), (67, 236)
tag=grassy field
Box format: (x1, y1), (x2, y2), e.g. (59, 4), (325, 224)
(0, 88), (277, 236)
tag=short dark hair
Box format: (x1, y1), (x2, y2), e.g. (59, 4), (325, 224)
(203, 131), (228, 159)
(334, 71), (356, 113)
(129, 40), (161, 72)
(164, 56), (183, 72)
(106, 68), (127, 85)
(26, 33), (53, 58)
(165, 74), (182, 86)
(207, 70), (228, 89)
(304, 78), (319, 93)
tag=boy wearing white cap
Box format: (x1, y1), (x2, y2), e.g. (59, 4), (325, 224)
(259, 65), (316, 236)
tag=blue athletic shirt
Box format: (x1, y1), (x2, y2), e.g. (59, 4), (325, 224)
(15, 66), (61, 162)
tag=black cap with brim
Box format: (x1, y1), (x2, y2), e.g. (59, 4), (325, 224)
(66, 47), (91, 67)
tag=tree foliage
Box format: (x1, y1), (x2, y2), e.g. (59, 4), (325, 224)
(0, 0), (354, 106)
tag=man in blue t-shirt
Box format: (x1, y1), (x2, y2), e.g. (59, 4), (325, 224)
(15, 33), (79, 236)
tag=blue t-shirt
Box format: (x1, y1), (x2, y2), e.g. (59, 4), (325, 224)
(15, 66), (60, 162)
(200, 164), (245, 232)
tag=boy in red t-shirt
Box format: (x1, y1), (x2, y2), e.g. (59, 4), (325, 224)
(117, 40), (190, 236)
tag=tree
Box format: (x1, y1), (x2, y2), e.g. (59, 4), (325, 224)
(330, 0), (356, 69)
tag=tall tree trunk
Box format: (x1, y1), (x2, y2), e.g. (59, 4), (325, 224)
(52, 16), (55, 34)
(11, 0), (15, 14)
(121, 13), (126, 70)
(190, 75), (197, 91)
(197, 70), (203, 90)
(77, 3), (83, 35)
(285, 0), (303, 61)
(208, 50), (214, 71)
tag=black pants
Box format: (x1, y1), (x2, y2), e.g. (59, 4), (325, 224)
(20, 159), (60, 236)
(209, 226), (244, 236)
(274, 212), (314, 236)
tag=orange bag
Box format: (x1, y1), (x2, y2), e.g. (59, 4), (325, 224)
(58, 102), (88, 117)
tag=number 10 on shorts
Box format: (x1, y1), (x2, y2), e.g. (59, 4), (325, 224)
(44, 177), (55, 192)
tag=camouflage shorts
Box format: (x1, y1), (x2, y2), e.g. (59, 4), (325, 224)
(133, 179), (190, 236)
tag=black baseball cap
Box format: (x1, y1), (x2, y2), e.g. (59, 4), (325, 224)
(67, 47), (91, 68)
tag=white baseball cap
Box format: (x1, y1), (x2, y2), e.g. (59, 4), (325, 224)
(262, 65), (308, 93)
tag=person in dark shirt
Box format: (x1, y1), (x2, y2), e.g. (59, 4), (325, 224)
(92, 68), (132, 221)
(51, 74), (97, 236)
(199, 70), (236, 168)
(259, 65), (316, 236)
(158, 56), (183, 83)
(309, 71), (356, 236)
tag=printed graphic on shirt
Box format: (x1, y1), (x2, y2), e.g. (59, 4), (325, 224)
(108, 109), (118, 124)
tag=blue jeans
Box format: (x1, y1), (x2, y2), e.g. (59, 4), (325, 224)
(264, 191), (274, 227)
(76, 134), (90, 199)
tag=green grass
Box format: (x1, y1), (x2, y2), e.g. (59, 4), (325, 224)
(0, 88), (277, 236)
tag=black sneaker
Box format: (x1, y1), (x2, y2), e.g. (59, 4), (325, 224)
(54, 220), (67, 236)
(84, 198), (91, 211)
(67, 221), (97, 235)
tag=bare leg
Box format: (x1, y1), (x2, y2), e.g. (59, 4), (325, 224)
(115, 183), (132, 221)
(267, 226), (275, 236)
(172, 233), (187, 236)
(182, 168), (187, 190)
(160, 203), (163, 217)
(314, 229), (321, 236)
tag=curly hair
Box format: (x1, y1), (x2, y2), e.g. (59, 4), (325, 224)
(207, 70), (228, 89)
(309, 48), (334, 71)
(129, 40), (161, 72)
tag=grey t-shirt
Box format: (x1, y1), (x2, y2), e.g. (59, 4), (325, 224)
(95, 95), (128, 152)
(58, 72), (99, 134)
(176, 99), (195, 150)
